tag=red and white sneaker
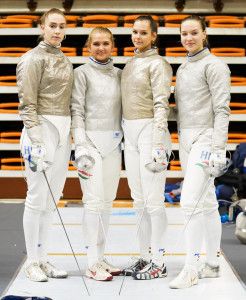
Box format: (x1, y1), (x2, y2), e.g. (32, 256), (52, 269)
(100, 259), (122, 276)
(132, 261), (167, 280)
(86, 262), (113, 281)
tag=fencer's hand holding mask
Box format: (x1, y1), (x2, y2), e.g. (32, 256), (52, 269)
(208, 149), (227, 177)
(145, 146), (169, 173)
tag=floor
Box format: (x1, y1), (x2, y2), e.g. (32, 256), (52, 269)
(1, 206), (246, 300)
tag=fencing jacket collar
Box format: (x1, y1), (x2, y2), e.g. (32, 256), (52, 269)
(39, 41), (62, 55)
(187, 47), (210, 62)
(134, 47), (158, 58)
(89, 56), (114, 71)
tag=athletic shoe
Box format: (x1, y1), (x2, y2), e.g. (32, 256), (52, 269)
(198, 263), (220, 279)
(100, 259), (122, 275)
(122, 258), (149, 276)
(169, 266), (198, 289)
(86, 262), (113, 281)
(132, 261), (167, 280)
(25, 262), (48, 282)
(40, 261), (68, 278)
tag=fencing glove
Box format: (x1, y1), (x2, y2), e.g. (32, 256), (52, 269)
(145, 146), (169, 173)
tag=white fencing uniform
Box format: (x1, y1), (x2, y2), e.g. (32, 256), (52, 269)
(17, 41), (73, 264)
(121, 48), (172, 266)
(71, 57), (122, 268)
(175, 47), (231, 268)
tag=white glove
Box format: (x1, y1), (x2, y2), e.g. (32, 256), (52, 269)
(75, 144), (95, 180)
(208, 149), (227, 177)
(23, 144), (49, 172)
(145, 146), (169, 173)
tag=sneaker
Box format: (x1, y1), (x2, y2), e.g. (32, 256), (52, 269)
(100, 259), (122, 276)
(40, 261), (68, 278)
(169, 266), (198, 289)
(25, 262), (48, 282)
(132, 261), (167, 280)
(198, 263), (220, 279)
(86, 262), (113, 281)
(122, 258), (149, 276)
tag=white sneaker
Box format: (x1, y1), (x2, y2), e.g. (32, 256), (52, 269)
(100, 259), (122, 275)
(40, 261), (68, 278)
(86, 262), (113, 281)
(169, 266), (198, 289)
(198, 263), (220, 279)
(25, 262), (48, 282)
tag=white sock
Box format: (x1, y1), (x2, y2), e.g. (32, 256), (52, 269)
(38, 210), (54, 262)
(23, 206), (41, 264)
(150, 207), (167, 266)
(184, 212), (204, 268)
(203, 209), (221, 267)
(97, 212), (110, 262)
(83, 209), (100, 268)
(137, 208), (151, 262)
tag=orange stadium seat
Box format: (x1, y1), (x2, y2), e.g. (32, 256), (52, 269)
(68, 161), (76, 171)
(0, 102), (18, 113)
(0, 132), (21, 143)
(123, 15), (159, 27)
(1, 158), (24, 170)
(227, 133), (246, 143)
(231, 76), (246, 86)
(82, 15), (119, 27)
(0, 47), (31, 57)
(205, 15), (244, 28)
(82, 47), (118, 56)
(123, 47), (135, 56)
(0, 76), (16, 86)
(171, 133), (179, 143)
(65, 15), (80, 28)
(0, 16), (34, 28)
(170, 160), (181, 171)
(211, 48), (245, 57)
(229, 102), (246, 114)
(163, 14), (190, 27)
(165, 47), (186, 56)
(60, 47), (77, 56)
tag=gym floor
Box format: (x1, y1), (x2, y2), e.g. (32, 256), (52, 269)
(0, 203), (245, 300)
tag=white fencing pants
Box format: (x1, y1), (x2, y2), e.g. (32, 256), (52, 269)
(80, 146), (121, 267)
(179, 128), (222, 267)
(123, 119), (171, 266)
(21, 119), (71, 263)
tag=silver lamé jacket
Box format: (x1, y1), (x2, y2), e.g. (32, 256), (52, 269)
(121, 48), (172, 146)
(175, 47), (231, 151)
(17, 41), (73, 129)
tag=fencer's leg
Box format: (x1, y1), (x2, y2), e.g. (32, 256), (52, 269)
(124, 137), (151, 260)
(23, 206), (42, 264)
(97, 212), (110, 262)
(38, 210), (53, 262)
(137, 208), (152, 262)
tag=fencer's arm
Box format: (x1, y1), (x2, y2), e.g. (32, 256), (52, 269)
(206, 61), (231, 152)
(17, 54), (43, 145)
(70, 67), (87, 146)
(149, 58), (172, 147)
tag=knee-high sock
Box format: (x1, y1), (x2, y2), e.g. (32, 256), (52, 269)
(137, 208), (151, 262)
(150, 207), (168, 266)
(203, 209), (221, 267)
(23, 206), (41, 264)
(83, 209), (100, 268)
(97, 212), (110, 262)
(38, 210), (54, 262)
(184, 212), (204, 268)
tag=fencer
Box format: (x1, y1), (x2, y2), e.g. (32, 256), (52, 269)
(71, 27), (122, 281)
(17, 8), (73, 282)
(169, 15), (231, 289)
(121, 15), (172, 280)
